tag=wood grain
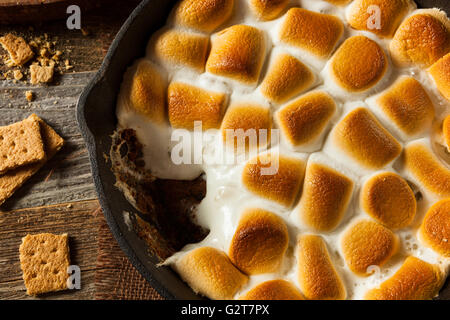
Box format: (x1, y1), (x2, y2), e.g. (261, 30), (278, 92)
(0, 1), (102, 25)
(0, 0), (146, 300)
(0, 72), (97, 211)
(0, 200), (101, 299)
(0, 0), (142, 210)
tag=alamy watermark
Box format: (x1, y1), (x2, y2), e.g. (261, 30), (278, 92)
(367, 5), (382, 30)
(66, 5), (81, 30)
(170, 121), (280, 175)
(67, 265), (81, 290)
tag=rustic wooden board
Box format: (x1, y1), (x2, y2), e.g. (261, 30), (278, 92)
(0, 0), (143, 210)
(0, 0), (146, 300)
(0, 72), (98, 211)
(0, 200), (101, 300)
(0, 0), (101, 25)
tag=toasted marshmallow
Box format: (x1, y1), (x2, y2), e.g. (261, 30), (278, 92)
(297, 235), (346, 300)
(361, 172), (416, 229)
(325, 36), (388, 97)
(221, 103), (272, 153)
(167, 82), (228, 130)
(402, 139), (450, 198)
(367, 76), (435, 141)
(175, 247), (248, 300)
(420, 199), (450, 258)
(444, 115), (450, 152)
(149, 29), (209, 72)
(278, 8), (344, 59)
(390, 9), (450, 68)
(275, 91), (336, 152)
(173, 0), (234, 33)
(249, 0), (289, 21)
(346, 0), (415, 38)
(428, 52), (450, 101)
(329, 107), (402, 170)
(242, 153), (306, 207)
(206, 25), (266, 85)
(229, 208), (289, 274)
(324, 0), (352, 5)
(365, 256), (444, 300)
(296, 162), (354, 232)
(239, 279), (304, 300)
(117, 59), (166, 124)
(341, 220), (399, 276)
(260, 53), (315, 104)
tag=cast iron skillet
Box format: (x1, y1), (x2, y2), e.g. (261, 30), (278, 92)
(77, 0), (450, 300)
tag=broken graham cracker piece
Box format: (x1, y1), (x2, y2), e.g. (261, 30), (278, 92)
(19, 233), (70, 296)
(0, 114), (64, 206)
(0, 33), (34, 66)
(30, 64), (54, 84)
(0, 116), (45, 175)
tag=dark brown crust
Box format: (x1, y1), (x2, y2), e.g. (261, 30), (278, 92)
(110, 129), (208, 260)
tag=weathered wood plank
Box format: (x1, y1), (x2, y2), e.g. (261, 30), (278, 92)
(0, 199), (101, 299)
(0, 0), (149, 300)
(0, 72), (98, 210)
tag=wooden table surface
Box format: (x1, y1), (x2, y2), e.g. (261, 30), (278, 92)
(0, 0), (146, 300)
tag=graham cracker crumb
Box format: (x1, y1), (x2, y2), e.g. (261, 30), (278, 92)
(30, 64), (54, 84)
(13, 69), (23, 80)
(25, 90), (34, 102)
(81, 28), (90, 36)
(19, 233), (70, 296)
(64, 59), (73, 70)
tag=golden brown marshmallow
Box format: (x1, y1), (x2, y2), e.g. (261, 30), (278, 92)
(120, 59), (166, 123)
(297, 162), (354, 232)
(275, 91), (336, 148)
(365, 256), (444, 300)
(332, 108), (402, 170)
(428, 52), (450, 101)
(229, 208), (289, 274)
(347, 0), (414, 38)
(206, 25), (266, 84)
(175, 247), (248, 300)
(249, 0), (289, 21)
(221, 103), (271, 153)
(151, 29), (209, 72)
(324, 0), (352, 5)
(297, 235), (346, 300)
(239, 280), (304, 300)
(420, 199), (450, 257)
(173, 0), (234, 32)
(341, 220), (399, 275)
(361, 172), (416, 229)
(390, 9), (450, 68)
(167, 82), (227, 130)
(279, 8), (344, 58)
(403, 141), (450, 198)
(260, 53), (315, 104)
(242, 153), (305, 207)
(444, 115), (450, 152)
(330, 36), (388, 92)
(374, 76), (435, 138)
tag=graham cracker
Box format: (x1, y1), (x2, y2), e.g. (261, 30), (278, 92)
(0, 116), (45, 174)
(0, 114), (64, 206)
(19, 233), (70, 296)
(30, 64), (54, 84)
(0, 33), (34, 66)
